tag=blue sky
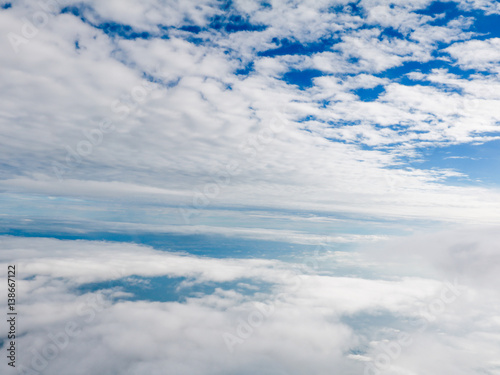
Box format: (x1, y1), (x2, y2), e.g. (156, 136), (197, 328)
(1, 1), (500, 374)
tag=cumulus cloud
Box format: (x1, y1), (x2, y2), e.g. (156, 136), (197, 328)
(446, 38), (500, 72)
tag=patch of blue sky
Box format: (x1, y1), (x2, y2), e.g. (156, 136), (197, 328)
(0, 222), (319, 260)
(378, 27), (406, 40)
(220, 0), (233, 12)
(60, 5), (84, 18)
(235, 61), (255, 76)
(76, 275), (273, 303)
(0, 190), (437, 260)
(0, 204), (413, 261)
(324, 119), (362, 128)
(469, 12), (500, 40)
(415, 1), (467, 25)
(379, 61), (476, 86)
(60, 4), (97, 27)
(411, 140), (500, 187)
(96, 22), (153, 39)
(1, 2), (11, 9)
(282, 69), (324, 89)
(365, 7), (500, 80)
(183, 36), (206, 45)
(178, 25), (203, 34)
(173, 13), (267, 40)
(416, 1), (500, 39)
(136, 234), (311, 260)
(258, 37), (341, 57)
(297, 115), (317, 123)
(327, 2), (364, 18)
(141, 72), (180, 89)
(0, 200), (415, 237)
(0, 193), (75, 217)
(416, 0), (498, 37)
(353, 85), (386, 102)
(61, 6), (158, 40)
(0, 192), (372, 232)
(208, 14), (267, 33)
(259, 2), (272, 10)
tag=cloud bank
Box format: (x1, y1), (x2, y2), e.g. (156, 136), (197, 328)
(1, 233), (499, 375)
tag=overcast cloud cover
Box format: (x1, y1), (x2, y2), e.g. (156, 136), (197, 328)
(1, 0), (500, 374)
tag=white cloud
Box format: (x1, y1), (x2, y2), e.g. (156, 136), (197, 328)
(2, 2), (500, 374)
(446, 38), (500, 72)
(2, 232), (500, 374)
(2, 0), (500, 235)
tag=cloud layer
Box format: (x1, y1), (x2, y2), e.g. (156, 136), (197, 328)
(2, 0), (500, 241)
(2, 2), (500, 374)
(1, 233), (500, 375)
